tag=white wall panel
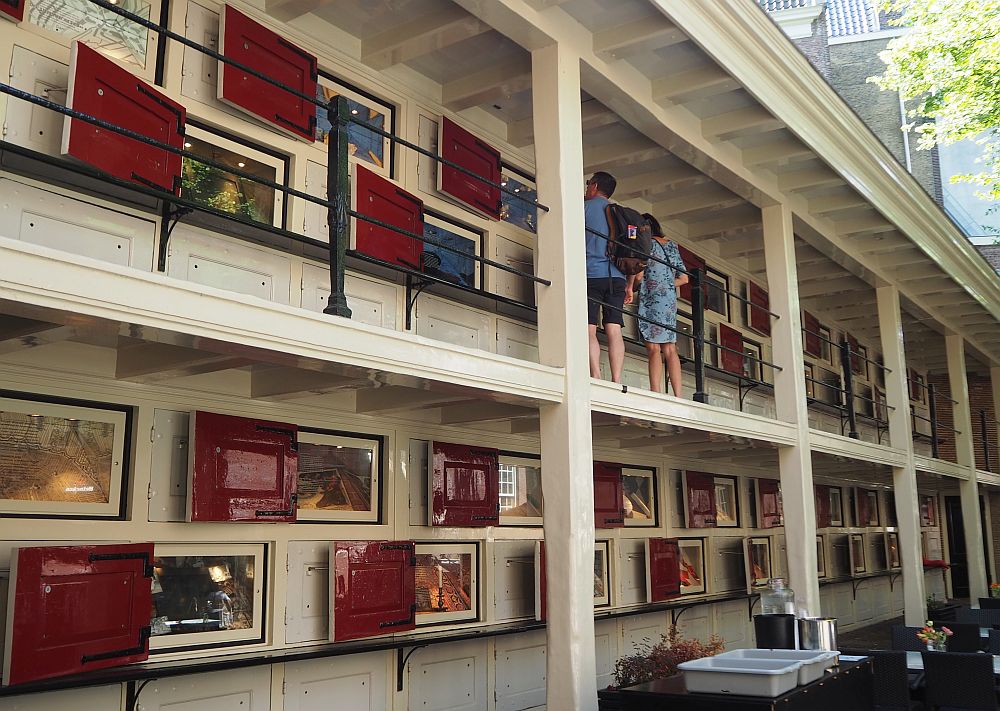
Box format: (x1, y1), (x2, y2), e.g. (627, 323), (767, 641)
(406, 639), (488, 711)
(0, 179), (155, 269)
(285, 541), (330, 644)
(413, 295), (494, 353)
(495, 630), (546, 711)
(492, 236), (534, 306)
(674, 605), (711, 645)
(7, 47), (67, 157)
(496, 319), (538, 363)
(148, 409), (190, 522)
(300, 263), (399, 330)
(594, 619), (618, 691)
(0, 685), (122, 711)
(135, 667), (270, 711)
(617, 539), (646, 606)
(621, 613), (668, 656)
(855, 580), (875, 623)
(282, 652), (389, 711)
(493, 541), (536, 621)
(833, 583), (856, 627)
(715, 600), (751, 650)
(302, 160), (328, 242)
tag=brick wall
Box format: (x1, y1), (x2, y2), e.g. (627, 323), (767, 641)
(793, 15), (833, 79)
(927, 372), (998, 469)
(990, 493), (1000, 581)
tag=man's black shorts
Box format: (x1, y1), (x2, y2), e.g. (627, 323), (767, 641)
(587, 277), (626, 327)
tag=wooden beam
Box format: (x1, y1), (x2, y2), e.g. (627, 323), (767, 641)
(834, 215), (895, 236)
(613, 167), (702, 197)
(652, 65), (739, 103)
(509, 101), (619, 147)
(594, 15), (686, 60)
(702, 106), (783, 141)
(361, 7), (491, 70)
(443, 60), (531, 111)
(686, 205), (761, 237)
(264, 0), (329, 22)
(797, 276), (866, 299)
(115, 342), (250, 382)
(742, 137), (813, 166)
(808, 193), (870, 214)
(250, 366), (365, 400)
(777, 167), (843, 192)
(653, 190), (743, 217)
(438, 400), (536, 424)
(355, 386), (467, 414)
(583, 138), (666, 173)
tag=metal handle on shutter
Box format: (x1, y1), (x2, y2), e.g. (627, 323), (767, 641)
(255, 425), (298, 451)
(81, 626), (151, 664)
(256, 493), (297, 517)
(379, 603), (416, 629)
(89, 551), (154, 578)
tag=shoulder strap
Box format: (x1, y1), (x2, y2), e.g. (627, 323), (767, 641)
(603, 203), (618, 257)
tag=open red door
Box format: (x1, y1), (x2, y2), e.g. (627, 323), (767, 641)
(803, 310), (822, 358)
(593, 461), (624, 529)
(645, 538), (680, 602)
(815, 485), (832, 528)
(677, 245), (705, 302)
(188, 411), (298, 522)
(217, 5), (317, 141)
(3, 543), (154, 685)
(756, 479), (782, 529)
(438, 117), (502, 220)
(330, 541), (416, 641)
(351, 164), (424, 270)
(0, 0), (24, 22)
(62, 41), (185, 194)
(747, 282), (771, 336)
(719, 323), (745, 375)
(683, 471), (716, 528)
(429, 441), (500, 527)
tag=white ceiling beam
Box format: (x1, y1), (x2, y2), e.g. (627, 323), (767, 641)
(250, 366), (365, 400)
(653, 189), (742, 217)
(652, 65), (739, 103)
(776, 167), (844, 192)
(593, 15), (687, 60)
(686, 205), (761, 237)
(797, 276), (866, 299)
(613, 167), (702, 196)
(355, 386), (467, 414)
(361, 7), (491, 71)
(702, 106), (783, 141)
(509, 100), (618, 147)
(583, 138), (667, 173)
(115, 342), (250, 382)
(808, 193), (870, 214)
(438, 400), (537, 424)
(264, 0), (329, 22)
(742, 137), (813, 166)
(443, 60), (532, 111)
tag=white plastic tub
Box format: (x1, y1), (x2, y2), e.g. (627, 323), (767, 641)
(713, 649), (840, 684)
(677, 657), (802, 697)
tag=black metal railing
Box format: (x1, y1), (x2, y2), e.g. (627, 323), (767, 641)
(979, 410), (998, 473)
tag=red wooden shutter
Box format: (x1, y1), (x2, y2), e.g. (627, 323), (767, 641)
(719, 323), (745, 375)
(3, 543), (154, 686)
(189, 411), (299, 522)
(438, 117), (502, 220)
(846, 333), (861, 374)
(0, 0), (24, 22)
(429, 441), (500, 527)
(855, 488), (870, 528)
(350, 164), (424, 270)
(331, 541), (416, 641)
(534, 541), (546, 622)
(63, 42), (185, 194)
(677, 245), (705, 302)
(217, 5), (317, 141)
(684, 471), (716, 528)
(748, 282), (771, 336)
(908, 368), (921, 400)
(593, 461), (624, 529)
(757, 479), (782, 529)
(646, 538), (680, 602)
(803, 310), (822, 358)
(815, 485), (831, 528)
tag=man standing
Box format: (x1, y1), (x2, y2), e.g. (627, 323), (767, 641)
(584, 171), (625, 383)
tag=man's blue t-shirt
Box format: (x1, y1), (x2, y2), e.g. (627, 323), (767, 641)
(584, 196), (624, 280)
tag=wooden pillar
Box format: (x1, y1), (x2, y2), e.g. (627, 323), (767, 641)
(876, 285), (926, 625)
(531, 42), (598, 711)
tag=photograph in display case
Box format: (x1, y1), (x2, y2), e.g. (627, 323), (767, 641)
(499, 455), (543, 525)
(887, 532), (901, 569)
(594, 541), (610, 607)
(816, 535), (827, 578)
(754, 478), (783, 529)
(868, 532), (887, 571)
(850, 533), (866, 573)
(920, 495), (937, 527)
(745, 537), (772, 589)
(0, 395), (129, 517)
(296, 431), (381, 523)
(678, 538), (706, 595)
(415, 543), (478, 625)
(315, 75), (392, 173)
(623, 467), (656, 527)
(714, 476), (738, 527)
(150, 544), (265, 650)
(865, 490), (880, 526)
(829, 487), (844, 527)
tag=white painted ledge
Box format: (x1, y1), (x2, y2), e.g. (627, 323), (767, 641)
(808, 430), (908, 468)
(914, 454), (972, 480)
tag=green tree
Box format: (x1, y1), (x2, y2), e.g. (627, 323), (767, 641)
(870, 0), (1000, 208)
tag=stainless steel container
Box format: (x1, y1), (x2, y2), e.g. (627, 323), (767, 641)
(797, 617), (838, 651)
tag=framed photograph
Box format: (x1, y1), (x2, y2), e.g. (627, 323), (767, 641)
(0, 395), (129, 517)
(849, 533), (866, 574)
(500, 164), (538, 234)
(920, 495), (936, 527)
(714, 476), (739, 527)
(296, 430), (381, 523)
(415, 542), (478, 625)
(623, 467), (657, 527)
(816, 535), (827, 579)
(829, 487), (844, 527)
(683, 471), (716, 528)
(316, 73), (393, 175)
(594, 541), (611, 607)
(922, 530), (943, 561)
(745, 537), (772, 590)
(150, 543), (266, 651)
(887, 532), (901, 569)
(678, 538), (706, 595)
(865, 490), (879, 527)
(804, 363), (816, 399)
(830, 534), (850, 578)
(423, 210), (482, 289)
(499, 455), (543, 526)
(868, 532), (887, 572)
(754, 478), (783, 529)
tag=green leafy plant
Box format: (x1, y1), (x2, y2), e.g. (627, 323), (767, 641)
(926, 593), (947, 611)
(612, 626), (725, 688)
(181, 158), (261, 223)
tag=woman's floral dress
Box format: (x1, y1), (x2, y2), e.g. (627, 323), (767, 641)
(638, 238), (686, 344)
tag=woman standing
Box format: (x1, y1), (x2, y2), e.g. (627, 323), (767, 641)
(625, 214), (688, 396)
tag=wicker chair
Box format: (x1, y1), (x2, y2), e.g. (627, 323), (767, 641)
(930, 621), (982, 653)
(979, 597), (1000, 610)
(891, 625), (928, 652)
(921, 651), (997, 711)
(871, 650), (920, 711)
(988, 628), (1000, 655)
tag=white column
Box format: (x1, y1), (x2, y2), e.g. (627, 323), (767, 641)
(946, 334), (988, 600)
(876, 285), (926, 625)
(531, 42), (598, 711)
(762, 203), (819, 615)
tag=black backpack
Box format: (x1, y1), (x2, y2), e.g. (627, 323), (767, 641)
(604, 204), (652, 276)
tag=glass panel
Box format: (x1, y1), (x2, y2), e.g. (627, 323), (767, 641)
(29, 0), (152, 69)
(151, 554), (256, 639)
(676, 315), (694, 361)
(714, 477), (738, 527)
(819, 327), (833, 363)
(316, 80), (389, 171)
(181, 135), (277, 225)
(500, 170), (538, 234)
(415, 548), (475, 621)
(679, 540), (705, 594)
(748, 539), (771, 587)
(593, 543), (609, 605)
(622, 471), (654, 523)
(705, 273), (728, 316)
(297, 438), (375, 516)
(423, 215), (478, 288)
(498, 461), (542, 520)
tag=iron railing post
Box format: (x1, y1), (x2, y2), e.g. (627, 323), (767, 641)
(691, 268), (708, 404)
(840, 339), (859, 439)
(928, 383), (939, 459)
(323, 95), (352, 318)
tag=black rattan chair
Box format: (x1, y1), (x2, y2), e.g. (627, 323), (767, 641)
(921, 650), (997, 710)
(892, 625), (928, 652)
(931, 621), (982, 653)
(988, 628), (1000, 654)
(979, 597), (1000, 610)
(872, 650), (920, 710)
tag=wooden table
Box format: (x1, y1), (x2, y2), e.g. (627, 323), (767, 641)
(598, 658), (873, 711)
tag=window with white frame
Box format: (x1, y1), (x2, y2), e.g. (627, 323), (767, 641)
(499, 463), (516, 510)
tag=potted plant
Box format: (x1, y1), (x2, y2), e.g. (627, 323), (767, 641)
(605, 626), (725, 691)
(990, 582), (1000, 599)
(916, 620), (952, 652)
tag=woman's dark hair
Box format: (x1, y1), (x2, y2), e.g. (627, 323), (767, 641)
(642, 213), (664, 237)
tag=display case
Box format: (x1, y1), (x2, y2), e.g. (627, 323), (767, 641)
(645, 538), (681, 603)
(594, 541), (611, 607)
(714, 476), (739, 527)
(428, 441), (500, 527)
(150, 543), (265, 651)
(922, 530), (943, 560)
(678, 538), (706, 595)
(886, 533), (901, 569)
(0, 395), (129, 518)
(683, 471), (716, 528)
(330, 541), (416, 642)
(745, 537), (772, 590)
(849, 534), (866, 574)
(422, 211), (481, 289)
(296, 430), (381, 523)
(816, 535), (827, 579)
(920, 495), (937, 527)
(498, 455), (543, 526)
(829, 534), (851, 578)
(712, 536), (746, 593)
(829, 487), (844, 527)
(414, 542), (478, 625)
(623, 467), (657, 527)
(594, 461), (625, 529)
(754, 478), (782, 529)
(315, 73), (393, 174)
(867, 532), (887, 572)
